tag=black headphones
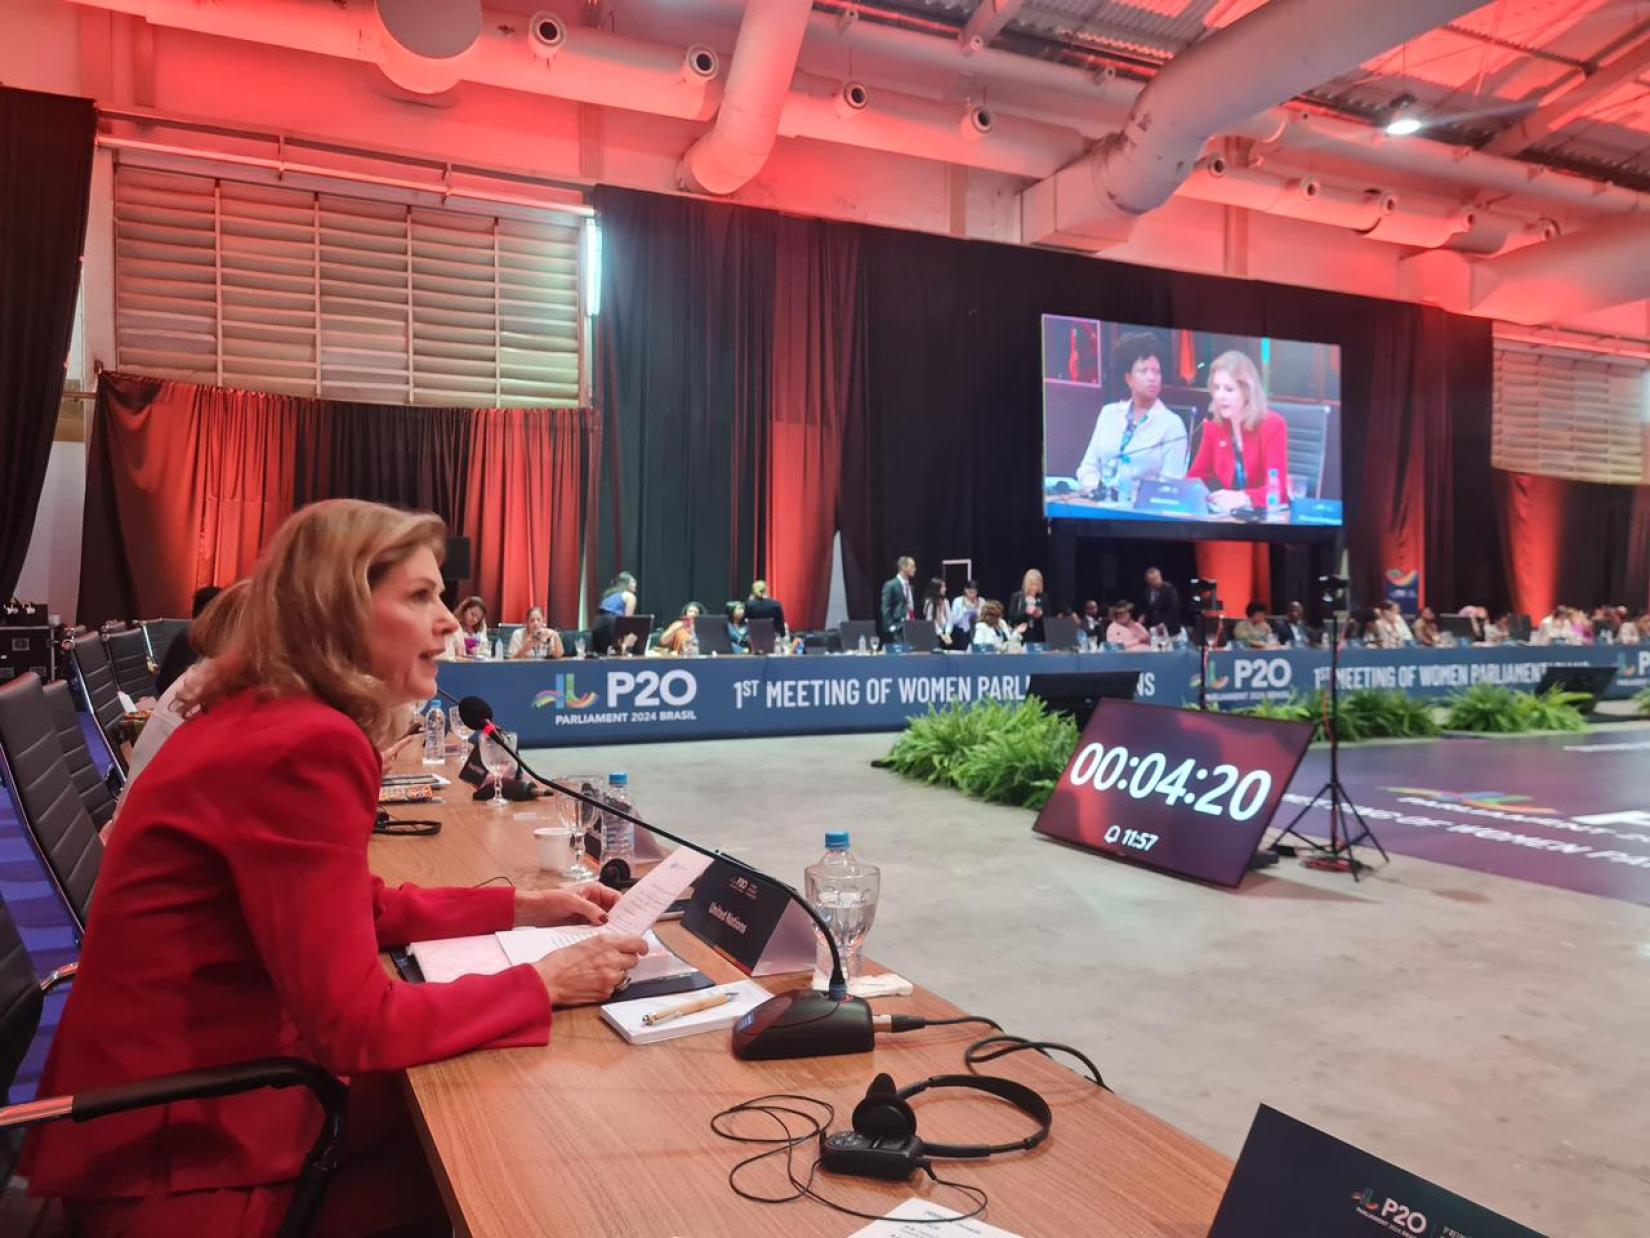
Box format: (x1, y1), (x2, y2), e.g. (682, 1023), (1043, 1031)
(820, 1071), (1051, 1180)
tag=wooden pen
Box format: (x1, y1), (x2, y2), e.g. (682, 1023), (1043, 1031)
(641, 991), (736, 1026)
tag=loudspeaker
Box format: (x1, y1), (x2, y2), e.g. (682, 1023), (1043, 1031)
(444, 537), (471, 582)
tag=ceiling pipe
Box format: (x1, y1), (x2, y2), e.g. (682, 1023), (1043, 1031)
(1022, 0), (1483, 248)
(781, 73), (1084, 180)
(64, 0), (725, 121)
(1470, 212), (1650, 325)
(678, 0), (813, 195)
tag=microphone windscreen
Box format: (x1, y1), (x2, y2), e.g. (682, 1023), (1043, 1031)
(458, 695), (494, 730)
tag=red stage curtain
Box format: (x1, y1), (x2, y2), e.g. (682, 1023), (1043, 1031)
(80, 372), (600, 625)
(1195, 542), (1271, 618)
(80, 375), (307, 620)
(1495, 469), (1650, 619)
(464, 406), (602, 628)
(768, 221), (859, 629)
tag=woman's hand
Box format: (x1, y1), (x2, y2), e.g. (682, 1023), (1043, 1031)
(515, 882), (623, 928)
(1208, 489), (1251, 512)
(533, 933), (648, 1007)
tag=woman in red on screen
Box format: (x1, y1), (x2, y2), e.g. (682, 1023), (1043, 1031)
(26, 499), (646, 1237)
(1185, 349), (1290, 514)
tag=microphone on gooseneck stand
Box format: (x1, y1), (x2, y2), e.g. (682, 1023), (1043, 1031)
(439, 688), (873, 1062)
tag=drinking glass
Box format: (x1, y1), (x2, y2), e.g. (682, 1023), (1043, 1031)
(551, 793), (592, 878)
(480, 730), (518, 809)
(1288, 475), (1308, 502)
(869, 635), (882, 655)
(575, 636), (587, 658)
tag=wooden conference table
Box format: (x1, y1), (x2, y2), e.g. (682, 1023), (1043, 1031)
(369, 773), (1232, 1236)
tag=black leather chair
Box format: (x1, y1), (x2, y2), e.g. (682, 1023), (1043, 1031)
(0, 893), (345, 1237)
(1272, 400), (1332, 499)
(42, 681), (116, 830)
(68, 635), (126, 777)
(0, 675), (102, 937)
(106, 629), (157, 703)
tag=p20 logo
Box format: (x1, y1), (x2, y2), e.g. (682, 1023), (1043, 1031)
(1354, 1188), (1428, 1234)
(605, 668), (697, 709)
(1233, 657), (1291, 690)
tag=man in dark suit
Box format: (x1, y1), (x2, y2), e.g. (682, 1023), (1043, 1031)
(1140, 567), (1182, 636)
(879, 556), (917, 642)
(745, 579), (787, 637)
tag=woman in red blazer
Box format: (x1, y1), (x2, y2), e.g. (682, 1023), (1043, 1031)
(27, 500), (647, 1236)
(1185, 349), (1290, 514)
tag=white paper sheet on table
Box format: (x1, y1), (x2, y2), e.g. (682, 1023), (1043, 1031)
(847, 1199), (1023, 1237)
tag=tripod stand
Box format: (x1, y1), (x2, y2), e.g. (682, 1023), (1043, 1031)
(1270, 609), (1388, 880)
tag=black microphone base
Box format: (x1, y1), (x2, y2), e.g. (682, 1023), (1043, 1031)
(732, 993), (874, 1061)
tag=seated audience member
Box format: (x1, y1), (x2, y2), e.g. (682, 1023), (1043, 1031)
(657, 602), (703, 655)
(1007, 569), (1047, 644)
(1454, 606), (1488, 643)
(126, 581), (251, 790)
(1077, 598), (1104, 638)
(1344, 608), (1381, 648)
(1184, 350), (1290, 513)
(921, 579), (954, 646)
(1536, 606), (1578, 646)
(1104, 602), (1150, 651)
(1275, 601), (1314, 648)
(1374, 601), (1414, 647)
(1232, 602), (1279, 650)
(1412, 605), (1442, 647)
(590, 571), (639, 656)
(507, 606), (564, 659)
(1485, 612), (1515, 645)
(1620, 611), (1644, 645)
(949, 580), (983, 634)
(154, 585), (222, 696)
(24, 499), (645, 1235)
(1075, 331), (1189, 495)
(971, 599), (1016, 651)
(443, 595), (489, 659)
(725, 600), (749, 652)
(745, 579), (787, 638)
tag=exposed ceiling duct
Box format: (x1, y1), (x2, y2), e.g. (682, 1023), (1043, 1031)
(1468, 212), (1650, 325)
(677, 0), (813, 196)
(1021, 0), (1486, 249)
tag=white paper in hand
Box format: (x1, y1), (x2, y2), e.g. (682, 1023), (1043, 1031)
(603, 848), (714, 937)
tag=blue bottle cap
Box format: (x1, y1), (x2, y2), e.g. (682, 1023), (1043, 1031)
(825, 830), (851, 850)
(607, 772), (629, 786)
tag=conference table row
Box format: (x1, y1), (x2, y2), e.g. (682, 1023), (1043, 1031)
(371, 758), (1233, 1236)
(435, 642), (1649, 746)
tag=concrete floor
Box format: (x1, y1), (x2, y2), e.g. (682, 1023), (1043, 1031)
(531, 731), (1650, 1237)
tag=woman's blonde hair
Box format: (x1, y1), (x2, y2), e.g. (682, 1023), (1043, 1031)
(1021, 568), (1044, 595)
(181, 499), (447, 747)
(1208, 350), (1268, 432)
(186, 579), (252, 658)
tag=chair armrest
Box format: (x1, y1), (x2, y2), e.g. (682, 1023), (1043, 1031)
(39, 962), (77, 994)
(0, 1056), (344, 1132)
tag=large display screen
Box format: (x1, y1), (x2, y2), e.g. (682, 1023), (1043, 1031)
(1033, 701), (1313, 887)
(1041, 316), (1343, 534)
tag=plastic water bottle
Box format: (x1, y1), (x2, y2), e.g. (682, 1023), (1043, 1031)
(1266, 468), (1282, 515)
(494, 638), (505, 660)
(600, 773), (635, 868)
(1118, 453), (1136, 507)
(422, 703), (447, 765)
(1100, 454), (1120, 501)
(805, 831), (880, 988)
(685, 631), (700, 658)
(857, 634), (869, 654)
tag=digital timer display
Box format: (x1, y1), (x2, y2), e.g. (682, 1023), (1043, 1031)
(1033, 701), (1314, 887)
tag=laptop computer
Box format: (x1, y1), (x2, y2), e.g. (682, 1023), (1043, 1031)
(611, 614), (653, 655)
(1133, 478), (1211, 518)
(748, 617), (777, 655)
(838, 619), (879, 651)
(1042, 615), (1080, 651)
(902, 620), (939, 652)
(1436, 615), (1479, 643)
(695, 622), (732, 655)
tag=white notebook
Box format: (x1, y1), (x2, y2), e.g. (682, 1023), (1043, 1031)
(598, 979), (771, 1045)
(407, 927), (692, 986)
